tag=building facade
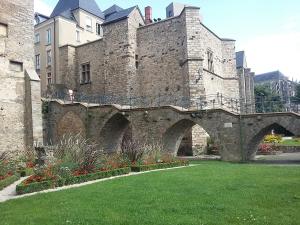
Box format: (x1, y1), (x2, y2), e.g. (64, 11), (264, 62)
(236, 51), (255, 113)
(0, 0), (43, 153)
(36, 1), (253, 155)
(34, 0), (105, 94)
(254, 70), (297, 111)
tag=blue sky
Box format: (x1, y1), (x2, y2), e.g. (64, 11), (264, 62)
(35, 0), (300, 80)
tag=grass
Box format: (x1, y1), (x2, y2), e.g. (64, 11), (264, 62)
(279, 139), (300, 146)
(1, 161), (300, 225)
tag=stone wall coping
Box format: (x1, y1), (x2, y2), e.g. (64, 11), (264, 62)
(45, 99), (240, 117)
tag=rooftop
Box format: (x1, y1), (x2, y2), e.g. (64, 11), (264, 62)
(50, 0), (104, 19)
(254, 71), (288, 83)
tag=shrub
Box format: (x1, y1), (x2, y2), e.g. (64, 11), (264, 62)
(16, 168), (130, 195)
(258, 144), (279, 154)
(264, 134), (282, 144)
(53, 133), (103, 173)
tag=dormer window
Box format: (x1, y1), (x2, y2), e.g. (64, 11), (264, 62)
(86, 17), (92, 32)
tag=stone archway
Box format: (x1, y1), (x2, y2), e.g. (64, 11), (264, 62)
(57, 111), (86, 139)
(163, 119), (212, 156)
(99, 113), (131, 153)
(246, 123), (295, 159)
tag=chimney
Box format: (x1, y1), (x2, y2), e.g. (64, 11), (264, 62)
(145, 6), (152, 25)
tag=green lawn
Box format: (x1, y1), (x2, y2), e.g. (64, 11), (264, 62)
(280, 139), (300, 146)
(1, 161), (300, 225)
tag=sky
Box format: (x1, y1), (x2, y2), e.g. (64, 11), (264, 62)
(35, 0), (300, 80)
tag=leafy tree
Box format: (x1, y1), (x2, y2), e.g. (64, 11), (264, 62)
(291, 83), (300, 104)
(254, 84), (284, 113)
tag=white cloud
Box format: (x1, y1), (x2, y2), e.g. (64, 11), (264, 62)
(237, 31), (300, 81)
(34, 0), (53, 16)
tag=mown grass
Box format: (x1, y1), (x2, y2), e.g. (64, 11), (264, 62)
(279, 138), (300, 146)
(0, 161), (300, 225)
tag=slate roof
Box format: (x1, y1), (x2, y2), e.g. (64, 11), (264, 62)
(103, 6), (137, 25)
(50, 0), (104, 19)
(254, 71), (287, 83)
(103, 4), (124, 17)
(236, 51), (246, 68)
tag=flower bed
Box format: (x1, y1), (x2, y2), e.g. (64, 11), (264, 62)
(131, 161), (189, 172)
(16, 167), (130, 195)
(0, 174), (20, 191)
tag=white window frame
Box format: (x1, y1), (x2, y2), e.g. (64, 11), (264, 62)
(47, 72), (52, 84)
(46, 50), (51, 66)
(76, 30), (80, 42)
(46, 29), (51, 44)
(96, 23), (101, 36)
(35, 54), (40, 70)
(35, 33), (40, 44)
(86, 17), (92, 32)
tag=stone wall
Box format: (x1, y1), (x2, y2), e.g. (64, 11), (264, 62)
(0, 0), (42, 153)
(136, 12), (188, 105)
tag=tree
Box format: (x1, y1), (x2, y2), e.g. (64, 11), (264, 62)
(291, 83), (300, 104)
(254, 84), (284, 113)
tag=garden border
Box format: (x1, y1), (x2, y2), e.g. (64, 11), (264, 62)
(131, 161), (189, 172)
(0, 175), (20, 191)
(16, 168), (130, 195)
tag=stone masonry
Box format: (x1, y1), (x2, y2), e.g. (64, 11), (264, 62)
(0, 0), (43, 153)
(45, 100), (300, 162)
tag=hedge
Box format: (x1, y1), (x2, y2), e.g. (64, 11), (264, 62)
(131, 161), (189, 172)
(0, 175), (20, 191)
(16, 167), (130, 195)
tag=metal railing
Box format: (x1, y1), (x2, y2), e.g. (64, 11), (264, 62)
(42, 90), (300, 114)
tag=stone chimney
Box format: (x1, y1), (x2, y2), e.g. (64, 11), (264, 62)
(145, 6), (152, 25)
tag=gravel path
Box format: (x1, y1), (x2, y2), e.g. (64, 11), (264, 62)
(0, 165), (196, 203)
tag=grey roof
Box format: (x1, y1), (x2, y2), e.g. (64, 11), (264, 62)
(103, 4), (123, 17)
(51, 0), (104, 19)
(254, 71), (287, 83)
(236, 51), (246, 68)
(103, 6), (136, 25)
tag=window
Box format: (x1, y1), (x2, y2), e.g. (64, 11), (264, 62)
(96, 23), (101, 35)
(47, 72), (52, 84)
(35, 54), (40, 70)
(46, 29), (51, 44)
(76, 31), (80, 42)
(207, 50), (214, 73)
(81, 63), (91, 84)
(168, 11), (173, 17)
(135, 54), (139, 69)
(86, 17), (92, 31)
(35, 33), (40, 44)
(46, 50), (51, 66)
(0, 23), (8, 37)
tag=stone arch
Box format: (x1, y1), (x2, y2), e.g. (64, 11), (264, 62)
(247, 122), (295, 159)
(163, 119), (211, 155)
(99, 113), (131, 153)
(57, 111), (86, 139)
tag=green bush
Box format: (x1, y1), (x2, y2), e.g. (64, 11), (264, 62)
(16, 168), (130, 195)
(131, 161), (189, 172)
(0, 175), (20, 191)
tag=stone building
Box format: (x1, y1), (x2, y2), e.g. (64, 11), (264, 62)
(36, 1), (253, 155)
(0, 0), (43, 153)
(236, 51), (255, 113)
(254, 70), (297, 111)
(34, 0), (105, 93)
